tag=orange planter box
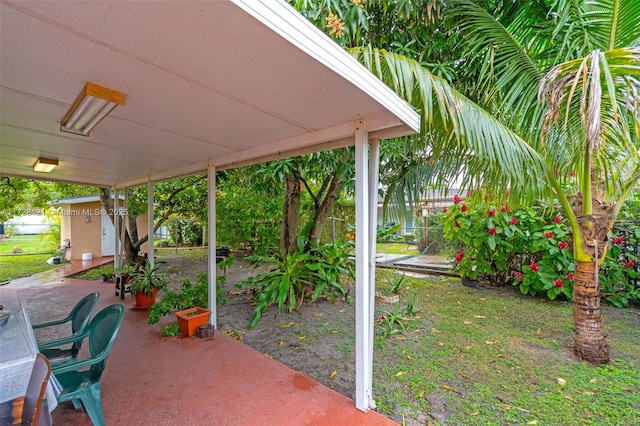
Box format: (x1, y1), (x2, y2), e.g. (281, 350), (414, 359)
(174, 307), (211, 337)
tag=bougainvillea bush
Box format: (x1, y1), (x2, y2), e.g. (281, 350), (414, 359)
(442, 195), (574, 300)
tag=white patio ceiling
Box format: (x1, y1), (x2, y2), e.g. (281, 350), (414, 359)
(0, 0), (419, 188)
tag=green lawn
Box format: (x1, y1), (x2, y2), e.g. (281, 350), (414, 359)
(0, 234), (56, 255)
(371, 270), (640, 425)
(376, 242), (421, 255)
(0, 235), (59, 282)
(0, 254), (61, 283)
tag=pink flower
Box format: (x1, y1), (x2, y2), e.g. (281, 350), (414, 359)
(453, 194), (462, 205)
(553, 279), (564, 288)
(380, 315), (385, 321)
(612, 236), (624, 246)
(442, 207), (448, 214)
(558, 241), (568, 249)
(544, 232), (554, 238)
(510, 217), (517, 225)
(460, 204), (467, 212)
(454, 250), (465, 264)
(488, 227), (497, 236)
(624, 260), (635, 268)
(500, 205), (510, 212)
(488, 208), (496, 218)
(530, 262), (540, 272)
(566, 273), (574, 280)
(514, 271), (522, 280)
(554, 216), (562, 224)
(454, 220), (460, 228)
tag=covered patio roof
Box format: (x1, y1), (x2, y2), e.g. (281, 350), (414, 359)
(0, 0), (418, 187)
(0, 0), (419, 414)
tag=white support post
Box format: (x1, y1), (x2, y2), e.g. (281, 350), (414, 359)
(355, 120), (373, 412)
(207, 164), (217, 327)
(147, 181), (154, 267)
(113, 187), (120, 269)
(367, 138), (380, 409)
(121, 189), (128, 264)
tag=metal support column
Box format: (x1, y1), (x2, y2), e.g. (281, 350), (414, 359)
(207, 164), (217, 327)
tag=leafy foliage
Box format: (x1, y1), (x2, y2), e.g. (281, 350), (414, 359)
(600, 235), (640, 307)
(238, 239), (353, 329)
(148, 273), (227, 325)
(129, 262), (168, 296)
(443, 194), (574, 300)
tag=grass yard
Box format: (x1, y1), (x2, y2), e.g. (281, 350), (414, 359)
(0, 234), (56, 255)
(376, 242), (421, 255)
(0, 254), (60, 283)
(371, 270), (640, 425)
(0, 235), (59, 282)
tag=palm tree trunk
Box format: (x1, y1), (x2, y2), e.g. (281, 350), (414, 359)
(573, 261), (609, 364)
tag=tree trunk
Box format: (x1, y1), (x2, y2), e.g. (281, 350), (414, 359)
(573, 261), (609, 363)
(308, 172), (342, 245)
(99, 188), (137, 262)
(308, 148), (350, 245)
(281, 171), (301, 256)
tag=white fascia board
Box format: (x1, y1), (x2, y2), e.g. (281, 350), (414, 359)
(231, 0), (420, 134)
(116, 160), (210, 189)
(214, 112), (408, 170)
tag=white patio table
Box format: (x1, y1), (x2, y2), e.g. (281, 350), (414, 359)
(0, 298), (60, 423)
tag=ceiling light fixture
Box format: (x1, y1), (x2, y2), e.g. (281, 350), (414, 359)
(60, 82), (126, 136)
(33, 157), (58, 173)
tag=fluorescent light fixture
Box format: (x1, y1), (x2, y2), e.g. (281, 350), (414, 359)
(60, 82), (126, 136)
(33, 157), (58, 173)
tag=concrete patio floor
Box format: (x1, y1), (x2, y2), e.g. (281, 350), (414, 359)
(0, 259), (396, 425)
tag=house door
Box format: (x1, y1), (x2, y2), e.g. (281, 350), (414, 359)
(101, 211), (115, 256)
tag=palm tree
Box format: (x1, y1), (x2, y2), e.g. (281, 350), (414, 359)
(351, 0), (639, 363)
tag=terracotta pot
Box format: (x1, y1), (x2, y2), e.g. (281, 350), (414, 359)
(174, 307), (211, 337)
(134, 287), (158, 309)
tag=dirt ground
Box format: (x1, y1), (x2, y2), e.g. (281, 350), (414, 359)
(159, 254), (360, 400)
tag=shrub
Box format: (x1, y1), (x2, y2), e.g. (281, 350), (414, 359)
(600, 235), (640, 307)
(443, 196), (574, 299)
(147, 273), (227, 325)
(238, 239), (353, 329)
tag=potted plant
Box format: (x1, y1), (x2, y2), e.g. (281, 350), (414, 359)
(114, 262), (139, 298)
(174, 307), (211, 337)
(148, 273), (222, 336)
(129, 262), (168, 310)
(98, 265), (115, 282)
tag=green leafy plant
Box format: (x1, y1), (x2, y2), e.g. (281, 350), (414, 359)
(377, 223), (402, 242)
(600, 235), (640, 307)
(403, 290), (419, 317)
(444, 195), (574, 299)
(378, 273), (406, 297)
(377, 304), (406, 339)
(97, 265), (115, 281)
(160, 323), (180, 337)
(238, 238), (352, 329)
(114, 262), (140, 277)
(129, 262), (168, 296)
(148, 273), (226, 325)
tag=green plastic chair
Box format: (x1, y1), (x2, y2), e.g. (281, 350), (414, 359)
(51, 304), (124, 426)
(34, 292), (100, 363)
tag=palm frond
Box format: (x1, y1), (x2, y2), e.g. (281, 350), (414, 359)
(349, 46), (550, 212)
(445, 0), (550, 135)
